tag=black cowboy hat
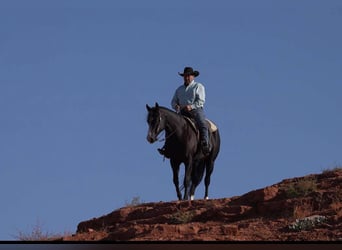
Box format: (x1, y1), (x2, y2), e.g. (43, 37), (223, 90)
(178, 67), (200, 77)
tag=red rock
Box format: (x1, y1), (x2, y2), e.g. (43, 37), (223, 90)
(61, 169), (342, 241)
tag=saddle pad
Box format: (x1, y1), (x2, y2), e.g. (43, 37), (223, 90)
(207, 119), (218, 132)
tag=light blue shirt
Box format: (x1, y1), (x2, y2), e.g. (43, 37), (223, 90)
(171, 80), (206, 110)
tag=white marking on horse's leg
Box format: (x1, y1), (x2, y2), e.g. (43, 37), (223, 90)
(190, 195), (195, 201)
(205, 196), (209, 200)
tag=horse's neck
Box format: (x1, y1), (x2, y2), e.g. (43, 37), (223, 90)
(162, 109), (196, 147)
(162, 109), (185, 133)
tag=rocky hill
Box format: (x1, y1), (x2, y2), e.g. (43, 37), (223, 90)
(62, 169), (341, 241)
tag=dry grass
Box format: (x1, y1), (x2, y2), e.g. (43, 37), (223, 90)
(321, 165), (342, 174)
(125, 196), (144, 207)
(13, 220), (72, 241)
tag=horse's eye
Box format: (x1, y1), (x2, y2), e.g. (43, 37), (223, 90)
(149, 116), (158, 125)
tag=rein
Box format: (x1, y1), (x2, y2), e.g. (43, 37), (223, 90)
(158, 129), (176, 142)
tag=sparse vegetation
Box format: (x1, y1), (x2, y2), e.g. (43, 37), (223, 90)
(321, 165), (342, 174)
(285, 177), (318, 198)
(13, 220), (71, 241)
(169, 210), (196, 224)
(125, 196), (144, 207)
(288, 215), (327, 232)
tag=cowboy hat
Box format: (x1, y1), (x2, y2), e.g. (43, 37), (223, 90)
(178, 67), (200, 77)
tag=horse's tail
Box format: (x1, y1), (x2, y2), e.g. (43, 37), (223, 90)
(179, 159), (206, 192)
(179, 174), (189, 192)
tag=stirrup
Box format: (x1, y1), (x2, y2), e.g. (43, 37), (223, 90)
(158, 148), (166, 156)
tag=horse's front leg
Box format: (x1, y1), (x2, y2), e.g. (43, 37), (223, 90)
(170, 159), (182, 200)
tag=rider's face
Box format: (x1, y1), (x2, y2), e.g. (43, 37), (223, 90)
(183, 74), (194, 85)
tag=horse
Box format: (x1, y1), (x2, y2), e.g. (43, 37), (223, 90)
(146, 102), (220, 200)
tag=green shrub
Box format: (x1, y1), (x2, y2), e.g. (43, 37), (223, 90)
(285, 178), (317, 198)
(169, 210), (195, 224)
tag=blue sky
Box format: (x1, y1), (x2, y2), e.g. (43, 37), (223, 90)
(1, 0), (341, 240)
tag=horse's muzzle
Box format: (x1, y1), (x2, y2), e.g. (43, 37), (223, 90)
(146, 135), (157, 143)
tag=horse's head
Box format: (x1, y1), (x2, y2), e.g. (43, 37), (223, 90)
(146, 102), (166, 143)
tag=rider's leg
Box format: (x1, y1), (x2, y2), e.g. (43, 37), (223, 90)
(191, 108), (209, 154)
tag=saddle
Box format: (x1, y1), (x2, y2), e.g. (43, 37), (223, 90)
(183, 116), (218, 135)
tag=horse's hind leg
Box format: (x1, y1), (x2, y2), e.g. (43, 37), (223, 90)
(171, 159), (182, 200)
(204, 159), (215, 200)
(190, 160), (205, 200)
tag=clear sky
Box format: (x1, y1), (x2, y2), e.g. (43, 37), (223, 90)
(0, 0), (341, 240)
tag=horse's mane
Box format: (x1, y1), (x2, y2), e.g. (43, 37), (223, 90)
(147, 104), (186, 126)
(158, 106), (183, 119)
(151, 105), (188, 128)
(159, 106), (177, 113)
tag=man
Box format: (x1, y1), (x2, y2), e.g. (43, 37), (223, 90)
(171, 66), (210, 155)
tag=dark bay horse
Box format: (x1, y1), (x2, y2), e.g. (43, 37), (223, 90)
(146, 103), (220, 200)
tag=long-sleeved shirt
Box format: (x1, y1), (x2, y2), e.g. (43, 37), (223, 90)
(171, 80), (206, 110)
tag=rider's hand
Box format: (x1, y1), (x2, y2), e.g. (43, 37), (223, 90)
(185, 105), (192, 112)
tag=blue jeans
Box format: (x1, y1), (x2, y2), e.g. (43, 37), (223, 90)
(181, 108), (209, 143)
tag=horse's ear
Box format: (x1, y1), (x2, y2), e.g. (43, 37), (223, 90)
(155, 102), (159, 108)
(146, 104), (151, 111)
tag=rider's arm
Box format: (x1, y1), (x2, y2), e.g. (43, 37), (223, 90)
(191, 83), (205, 110)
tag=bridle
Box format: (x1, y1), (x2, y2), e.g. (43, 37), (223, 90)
(153, 112), (177, 142)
